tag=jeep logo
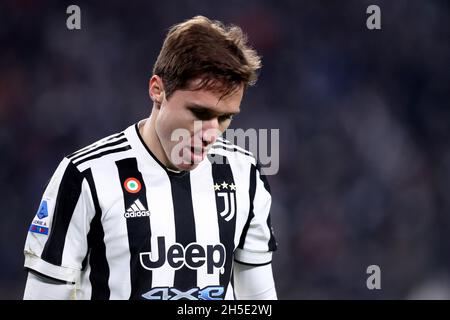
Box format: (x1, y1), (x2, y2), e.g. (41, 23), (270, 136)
(140, 237), (226, 274)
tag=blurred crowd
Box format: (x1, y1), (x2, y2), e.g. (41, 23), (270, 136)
(1, 0), (449, 299)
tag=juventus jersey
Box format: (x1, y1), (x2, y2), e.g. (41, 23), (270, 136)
(24, 121), (277, 300)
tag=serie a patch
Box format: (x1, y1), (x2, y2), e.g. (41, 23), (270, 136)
(36, 200), (49, 219)
(29, 224), (49, 235)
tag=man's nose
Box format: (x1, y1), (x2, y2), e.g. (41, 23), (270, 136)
(201, 118), (220, 146)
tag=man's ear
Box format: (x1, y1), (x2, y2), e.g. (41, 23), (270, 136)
(149, 75), (165, 108)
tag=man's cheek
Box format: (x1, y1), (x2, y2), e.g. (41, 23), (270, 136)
(170, 127), (191, 165)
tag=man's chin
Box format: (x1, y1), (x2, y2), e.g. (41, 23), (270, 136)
(174, 161), (201, 171)
(169, 149), (206, 171)
(171, 155), (204, 171)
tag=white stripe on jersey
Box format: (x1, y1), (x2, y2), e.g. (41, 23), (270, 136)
(72, 141), (130, 165)
(90, 159), (131, 299)
(213, 141), (254, 158)
(61, 178), (95, 269)
(234, 167), (273, 263)
(137, 153), (177, 289)
(76, 150), (133, 174)
(190, 160), (222, 288)
(69, 132), (125, 158)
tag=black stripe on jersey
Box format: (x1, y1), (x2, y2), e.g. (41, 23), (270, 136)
(211, 144), (253, 158)
(41, 161), (84, 266)
(83, 168), (110, 300)
(231, 273), (236, 300)
(169, 173), (197, 291)
(256, 162), (271, 194)
(74, 145), (131, 166)
(27, 268), (73, 285)
(267, 215), (277, 252)
(256, 163), (277, 252)
(237, 164), (256, 250)
(234, 259), (272, 267)
(69, 137), (128, 162)
(210, 154), (237, 297)
(216, 137), (231, 145)
(116, 158), (152, 300)
(67, 132), (125, 159)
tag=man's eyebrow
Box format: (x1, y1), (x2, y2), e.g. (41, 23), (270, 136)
(186, 103), (240, 115)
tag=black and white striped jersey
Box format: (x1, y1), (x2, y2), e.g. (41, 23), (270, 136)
(24, 121), (277, 300)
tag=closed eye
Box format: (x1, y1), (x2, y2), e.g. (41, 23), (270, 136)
(218, 114), (234, 122)
(188, 105), (238, 122)
(190, 109), (213, 120)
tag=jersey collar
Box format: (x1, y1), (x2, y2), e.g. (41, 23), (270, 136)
(125, 120), (192, 177)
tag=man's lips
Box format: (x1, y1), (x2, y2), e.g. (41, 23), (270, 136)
(191, 146), (205, 154)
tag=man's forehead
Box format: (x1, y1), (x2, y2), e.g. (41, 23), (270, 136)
(186, 77), (223, 89)
(188, 93), (241, 113)
(186, 78), (243, 96)
(181, 82), (243, 111)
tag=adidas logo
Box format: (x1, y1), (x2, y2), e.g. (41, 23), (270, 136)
(124, 199), (151, 218)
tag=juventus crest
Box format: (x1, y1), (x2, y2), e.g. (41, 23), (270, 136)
(213, 181), (237, 222)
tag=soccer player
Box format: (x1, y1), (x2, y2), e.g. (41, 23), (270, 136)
(23, 16), (277, 300)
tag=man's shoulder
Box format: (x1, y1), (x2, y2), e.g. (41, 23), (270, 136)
(64, 130), (132, 171)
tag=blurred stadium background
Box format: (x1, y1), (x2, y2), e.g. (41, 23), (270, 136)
(1, 0), (449, 299)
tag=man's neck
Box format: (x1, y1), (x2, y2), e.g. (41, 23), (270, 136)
(139, 115), (181, 172)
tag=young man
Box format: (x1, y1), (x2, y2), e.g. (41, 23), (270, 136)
(23, 16), (277, 300)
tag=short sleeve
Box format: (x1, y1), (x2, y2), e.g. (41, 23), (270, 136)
(235, 163), (277, 265)
(24, 158), (95, 282)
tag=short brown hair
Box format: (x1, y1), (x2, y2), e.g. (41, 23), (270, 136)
(153, 16), (262, 99)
